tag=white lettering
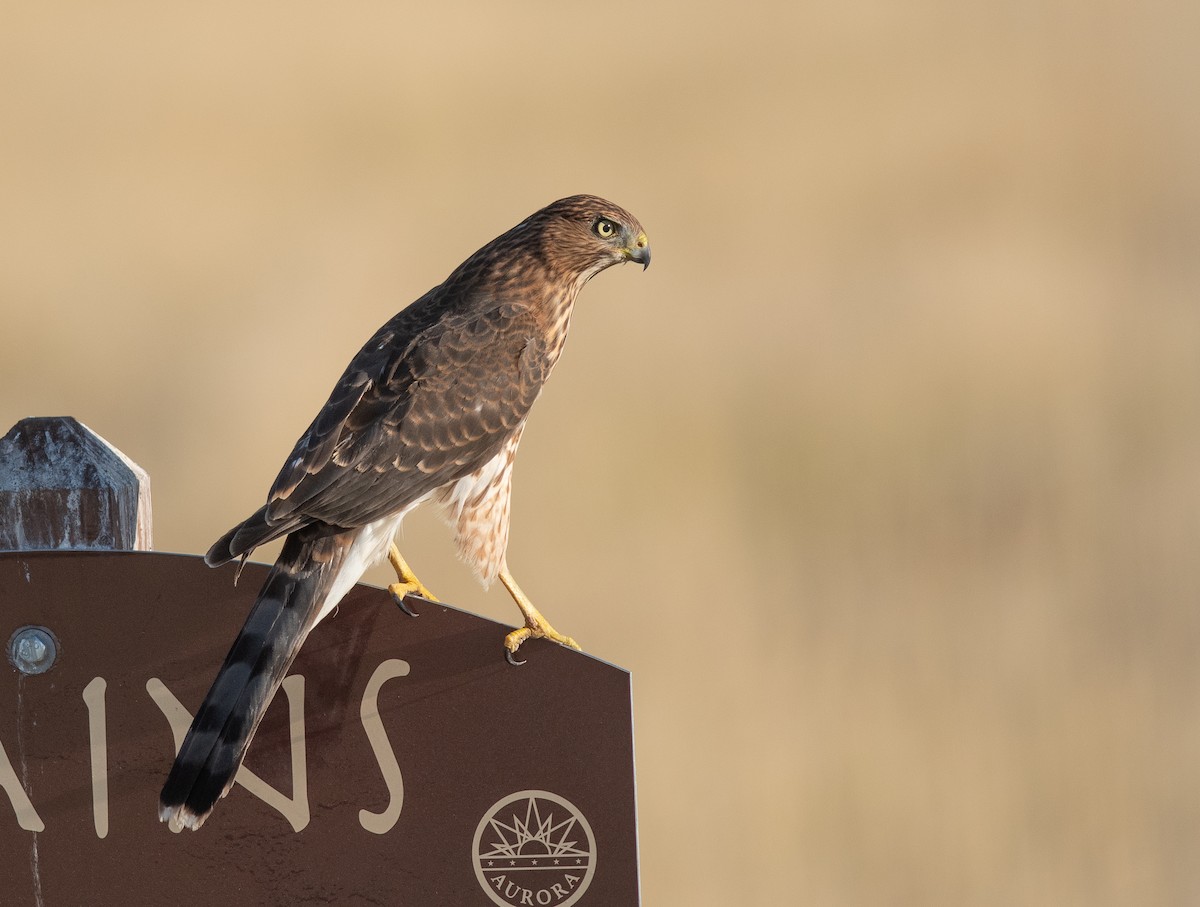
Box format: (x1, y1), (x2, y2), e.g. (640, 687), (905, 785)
(0, 736), (43, 832)
(82, 677), (108, 838)
(358, 658), (410, 834)
(147, 674), (311, 832)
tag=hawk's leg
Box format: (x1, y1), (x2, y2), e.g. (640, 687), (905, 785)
(499, 568), (581, 665)
(388, 543), (438, 616)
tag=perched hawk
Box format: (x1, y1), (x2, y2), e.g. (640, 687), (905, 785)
(159, 195), (650, 830)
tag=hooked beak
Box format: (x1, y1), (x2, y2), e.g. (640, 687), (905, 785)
(626, 231), (651, 270)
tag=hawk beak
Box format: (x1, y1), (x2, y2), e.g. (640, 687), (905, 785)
(627, 232), (651, 270)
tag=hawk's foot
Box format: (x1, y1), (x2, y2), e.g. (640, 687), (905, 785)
(388, 544), (438, 616)
(504, 617), (581, 666)
(388, 582), (436, 616)
(498, 567), (580, 665)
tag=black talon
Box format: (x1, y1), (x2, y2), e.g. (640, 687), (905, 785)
(392, 591), (421, 617)
(505, 648), (526, 667)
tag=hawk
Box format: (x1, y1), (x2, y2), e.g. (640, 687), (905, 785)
(159, 195), (650, 830)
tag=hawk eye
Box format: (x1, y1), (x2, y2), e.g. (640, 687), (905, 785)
(593, 218), (617, 239)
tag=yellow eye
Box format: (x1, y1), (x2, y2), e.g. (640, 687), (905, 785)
(593, 218), (617, 238)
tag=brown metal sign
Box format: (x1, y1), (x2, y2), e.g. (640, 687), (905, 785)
(0, 551), (639, 905)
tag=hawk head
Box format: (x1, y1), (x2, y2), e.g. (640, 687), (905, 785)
(533, 195), (651, 278)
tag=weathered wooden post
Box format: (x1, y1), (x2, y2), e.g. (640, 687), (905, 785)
(0, 417), (151, 551)
(1, 418), (639, 905)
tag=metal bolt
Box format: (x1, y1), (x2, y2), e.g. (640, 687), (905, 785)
(8, 626), (58, 675)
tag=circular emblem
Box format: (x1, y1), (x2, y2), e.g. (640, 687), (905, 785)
(472, 790), (597, 906)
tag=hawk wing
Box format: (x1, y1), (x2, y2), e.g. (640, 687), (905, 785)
(208, 295), (549, 563)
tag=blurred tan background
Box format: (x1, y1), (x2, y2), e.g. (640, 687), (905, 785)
(3, 2), (1199, 903)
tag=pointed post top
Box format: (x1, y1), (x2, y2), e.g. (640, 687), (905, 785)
(0, 417), (151, 551)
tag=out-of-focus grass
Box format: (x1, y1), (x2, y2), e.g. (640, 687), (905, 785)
(2, 2), (1199, 903)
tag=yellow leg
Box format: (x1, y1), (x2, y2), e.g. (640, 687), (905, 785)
(387, 544), (438, 615)
(499, 567), (581, 664)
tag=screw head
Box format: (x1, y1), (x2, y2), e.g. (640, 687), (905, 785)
(8, 626), (58, 675)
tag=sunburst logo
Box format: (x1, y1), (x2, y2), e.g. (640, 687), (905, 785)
(472, 790), (597, 906)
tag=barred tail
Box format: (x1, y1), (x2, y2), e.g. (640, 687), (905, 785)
(159, 527), (353, 829)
